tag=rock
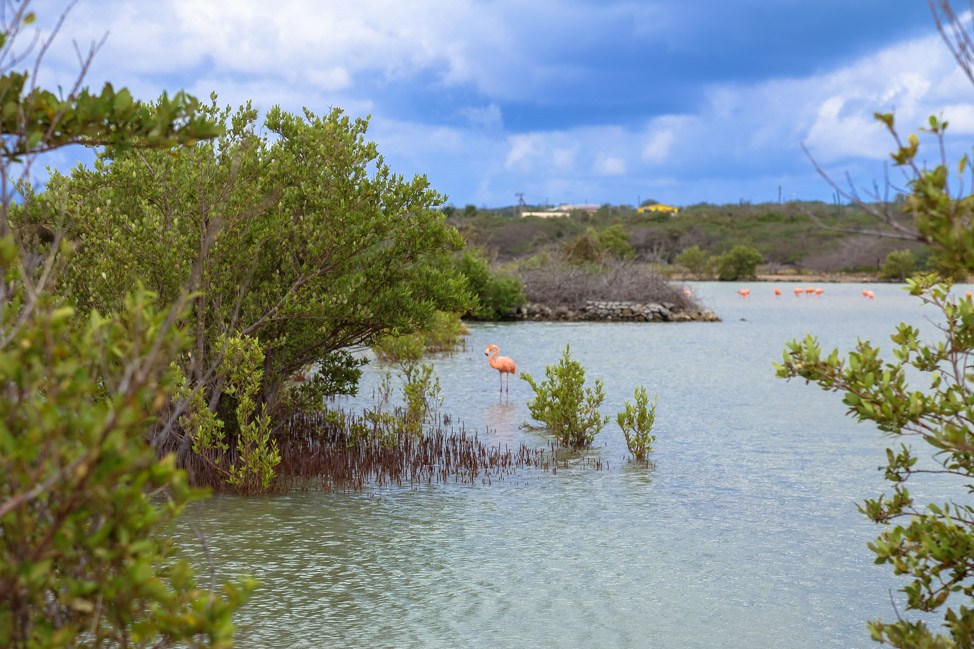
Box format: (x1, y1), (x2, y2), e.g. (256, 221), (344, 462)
(513, 302), (721, 323)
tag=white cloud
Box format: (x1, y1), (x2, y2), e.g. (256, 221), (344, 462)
(803, 96), (885, 161)
(34, 0), (535, 100)
(459, 103), (503, 130)
(305, 68), (352, 92)
(503, 127), (633, 176)
(642, 128), (675, 164)
(796, 33), (969, 162)
(551, 146), (578, 171)
(594, 155), (626, 176)
(504, 134), (543, 170)
(21, 0), (974, 207)
(938, 103), (974, 132)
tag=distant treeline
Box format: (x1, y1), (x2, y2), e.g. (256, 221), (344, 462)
(447, 201), (928, 275)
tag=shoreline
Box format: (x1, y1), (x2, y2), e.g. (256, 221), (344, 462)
(506, 273), (909, 324)
(511, 300), (721, 323)
(670, 272), (882, 283)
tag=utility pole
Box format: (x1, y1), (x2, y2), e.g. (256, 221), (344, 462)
(515, 192), (526, 218)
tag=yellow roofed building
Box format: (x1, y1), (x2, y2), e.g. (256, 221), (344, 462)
(636, 203), (679, 215)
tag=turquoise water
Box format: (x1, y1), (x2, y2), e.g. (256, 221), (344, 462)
(175, 281), (969, 648)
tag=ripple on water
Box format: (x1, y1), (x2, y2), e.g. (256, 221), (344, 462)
(172, 283), (965, 648)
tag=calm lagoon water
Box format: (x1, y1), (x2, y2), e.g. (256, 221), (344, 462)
(174, 281), (972, 648)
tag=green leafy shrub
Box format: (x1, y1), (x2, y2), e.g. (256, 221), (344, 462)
(562, 228), (605, 264)
(26, 101), (473, 466)
(597, 224), (636, 260)
(400, 362), (443, 436)
(521, 344), (608, 447)
(674, 245), (714, 279)
(617, 386), (658, 460)
(180, 333), (281, 494)
(0, 5), (252, 644)
(716, 244), (763, 280)
(0, 278), (254, 648)
(562, 225), (635, 265)
(879, 249), (917, 281)
(455, 250), (526, 319)
(373, 311), (468, 364)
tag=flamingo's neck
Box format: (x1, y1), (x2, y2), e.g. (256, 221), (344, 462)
(488, 349), (499, 367)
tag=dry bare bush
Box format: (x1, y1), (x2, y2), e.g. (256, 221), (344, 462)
(517, 261), (699, 310)
(799, 235), (926, 273)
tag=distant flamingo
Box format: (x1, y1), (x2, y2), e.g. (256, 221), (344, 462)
(485, 344), (517, 393)
(773, 288), (781, 296)
(793, 287), (803, 297)
(804, 287), (816, 296)
(863, 290), (875, 300)
(814, 288), (824, 297)
(738, 288), (750, 298)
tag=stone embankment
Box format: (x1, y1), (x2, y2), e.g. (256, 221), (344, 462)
(512, 301), (721, 323)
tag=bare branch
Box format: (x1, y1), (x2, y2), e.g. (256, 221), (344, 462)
(800, 142), (922, 241)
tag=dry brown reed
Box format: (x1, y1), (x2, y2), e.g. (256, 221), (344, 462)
(185, 409), (590, 492)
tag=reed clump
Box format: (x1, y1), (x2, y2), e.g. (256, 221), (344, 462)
(186, 409), (564, 491)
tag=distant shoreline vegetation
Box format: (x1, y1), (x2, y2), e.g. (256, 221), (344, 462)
(446, 200), (934, 286)
(448, 200), (931, 324)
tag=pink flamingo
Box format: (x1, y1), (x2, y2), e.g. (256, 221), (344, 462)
(485, 344), (517, 393)
(793, 287), (803, 297)
(738, 288), (750, 298)
(814, 288), (824, 297)
(773, 288), (781, 296)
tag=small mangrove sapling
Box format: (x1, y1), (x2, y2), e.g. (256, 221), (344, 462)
(617, 386), (658, 460)
(521, 344), (608, 448)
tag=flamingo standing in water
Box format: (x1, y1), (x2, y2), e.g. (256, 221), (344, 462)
(485, 344), (517, 393)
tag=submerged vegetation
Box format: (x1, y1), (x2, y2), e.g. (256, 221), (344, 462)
(256, 412), (556, 491)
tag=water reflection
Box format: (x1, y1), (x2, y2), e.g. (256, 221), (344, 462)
(619, 456), (656, 486)
(483, 400), (519, 442)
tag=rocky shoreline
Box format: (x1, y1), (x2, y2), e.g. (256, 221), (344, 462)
(512, 300), (721, 323)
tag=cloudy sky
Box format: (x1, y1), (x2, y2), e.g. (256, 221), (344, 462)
(25, 0), (974, 208)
